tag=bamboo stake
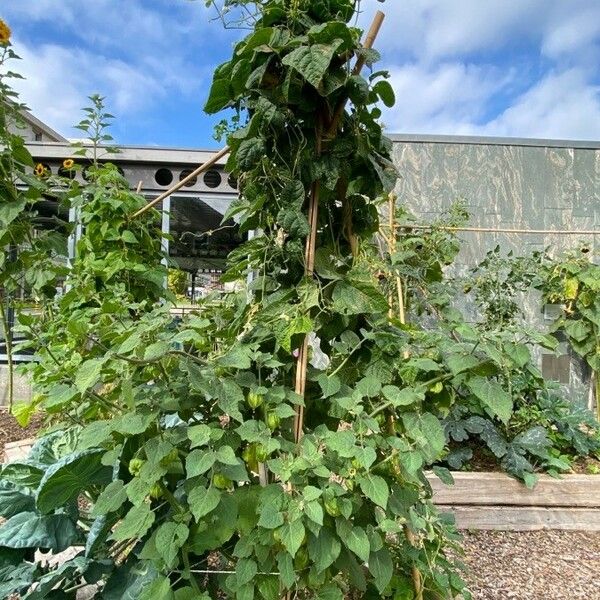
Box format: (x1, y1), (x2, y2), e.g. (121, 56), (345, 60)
(292, 11), (386, 444)
(386, 193), (423, 600)
(386, 224), (600, 236)
(132, 146), (230, 218)
(326, 11), (385, 139)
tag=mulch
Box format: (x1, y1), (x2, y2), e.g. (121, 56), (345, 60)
(0, 408), (42, 460)
(460, 530), (600, 599)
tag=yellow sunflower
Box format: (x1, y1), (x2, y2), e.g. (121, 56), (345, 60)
(62, 158), (75, 169)
(0, 19), (11, 45)
(34, 163), (47, 177)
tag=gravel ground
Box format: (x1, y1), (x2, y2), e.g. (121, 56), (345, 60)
(460, 530), (600, 599)
(0, 408), (42, 460)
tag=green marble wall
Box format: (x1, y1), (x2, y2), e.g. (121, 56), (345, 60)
(391, 136), (599, 407)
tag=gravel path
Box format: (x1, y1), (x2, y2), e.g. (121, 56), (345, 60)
(461, 530), (600, 599)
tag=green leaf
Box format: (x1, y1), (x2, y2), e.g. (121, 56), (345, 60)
(139, 575), (174, 600)
(0, 462), (44, 489)
(513, 426), (551, 458)
(74, 358), (105, 392)
(188, 485), (221, 521)
(103, 561), (159, 600)
(304, 500), (323, 526)
(467, 376), (513, 424)
(281, 43), (339, 89)
(218, 379), (245, 422)
(316, 373), (341, 398)
(235, 138), (266, 171)
(236, 558), (258, 586)
(258, 503), (284, 529)
(280, 519), (305, 557)
(369, 547), (393, 593)
(356, 376), (381, 398)
(186, 450), (216, 478)
(0, 512), (79, 551)
(0, 480), (35, 518)
(277, 207), (310, 238)
(382, 385), (423, 407)
(36, 449), (112, 513)
(358, 475), (389, 509)
(373, 80), (395, 107)
(155, 522), (189, 569)
(308, 527), (341, 573)
(188, 424), (211, 448)
(111, 503), (156, 541)
(332, 280), (388, 315)
(336, 520), (370, 563)
(92, 479), (127, 515)
(316, 584), (344, 600)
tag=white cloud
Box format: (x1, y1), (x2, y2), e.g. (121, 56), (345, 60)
(480, 69), (600, 139)
(382, 62), (514, 133)
(9, 39), (173, 135)
(4, 0), (600, 142)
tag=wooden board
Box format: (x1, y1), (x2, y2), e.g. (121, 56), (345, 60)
(439, 505), (600, 531)
(427, 471), (600, 508)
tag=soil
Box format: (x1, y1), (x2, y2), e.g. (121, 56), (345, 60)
(460, 530), (600, 599)
(0, 408), (42, 460)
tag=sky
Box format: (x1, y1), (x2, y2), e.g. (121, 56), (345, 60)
(2, 0), (600, 149)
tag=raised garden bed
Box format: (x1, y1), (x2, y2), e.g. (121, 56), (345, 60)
(428, 471), (600, 531)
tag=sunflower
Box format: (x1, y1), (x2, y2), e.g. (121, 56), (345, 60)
(62, 158), (75, 169)
(34, 163), (47, 177)
(0, 19), (11, 45)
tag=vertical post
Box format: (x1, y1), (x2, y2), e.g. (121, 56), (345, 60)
(161, 196), (171, 290)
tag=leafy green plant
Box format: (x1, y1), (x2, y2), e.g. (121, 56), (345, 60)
(0, 31), (71, 411)
(0, 3), (471, 599)
(533, 248), (600, 417)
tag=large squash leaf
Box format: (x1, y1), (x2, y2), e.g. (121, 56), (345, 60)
(0, 512), (80, 551)
(36, 449), (112, 514)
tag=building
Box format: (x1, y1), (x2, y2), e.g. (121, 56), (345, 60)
(1, 119), (598, 407)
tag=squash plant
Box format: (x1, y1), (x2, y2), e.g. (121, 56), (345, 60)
(0, 2), (470, 599)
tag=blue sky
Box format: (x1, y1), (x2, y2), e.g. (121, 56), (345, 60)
(3, 0), (600, 148)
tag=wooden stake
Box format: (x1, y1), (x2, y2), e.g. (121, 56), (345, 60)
(291, 11), (386, 444)
(386, 193), (423, 600)
(326, 11), (385, 139)
(132, 146), (230, 218)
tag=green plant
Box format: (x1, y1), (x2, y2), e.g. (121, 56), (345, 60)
(0, 3), (471, 599)
(0, 30), (71, 411)
(463, 246), (542, 329)
(534, 248), (600, 418)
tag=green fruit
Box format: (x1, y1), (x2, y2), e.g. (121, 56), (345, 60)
(128, 458), (144, 476)
(254, 443), (269, 463)
(294, 546), (309, 570)
(242, 445), (259, 472)
(266, 412), (280, 431)
(247, 391), (264, 409)
(149, 483), (164, 499)
(213, 473), (232, 490)
(163, 448), (179, 465)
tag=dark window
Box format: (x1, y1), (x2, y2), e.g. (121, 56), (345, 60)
(203, 170), (222, 189)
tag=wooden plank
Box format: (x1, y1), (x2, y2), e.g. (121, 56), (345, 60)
(4, 438), (34, 462)
(427, 471), (600, 507)
(439, 505), (600, 531)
